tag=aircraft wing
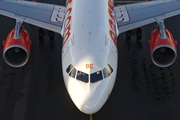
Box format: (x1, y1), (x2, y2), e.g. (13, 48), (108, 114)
(115, 0), (180, 34)
(0, 0), (66, 34)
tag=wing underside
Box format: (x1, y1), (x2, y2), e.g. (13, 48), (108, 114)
(115, 0), (180, 34)
(0, 0), (66, 34)
(0, 0), (180, 36)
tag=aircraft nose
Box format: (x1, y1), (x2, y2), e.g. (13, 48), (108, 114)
(66, 76), (110, 114)
(66, 77), (103, 114)
(81, 104), (97, 114)
(79, 92), (102, 114)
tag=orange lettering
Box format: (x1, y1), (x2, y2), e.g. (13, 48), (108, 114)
(109, 19), (115, 31)
(63, 25), (71, 45)
(66, 8), (72, 15)
(108, 0), (117, 47)
(63, 15), (72, 45)
(109, 30), (117, 46)
(90, 64), (93, 69)
(86, 64), (89, 69)
(66, 0), (72, 6)
(108, 0), (114, 12)
(86, 64), (93, 69)
(64, 16), (72, 28)
(108, 9), (115, 21)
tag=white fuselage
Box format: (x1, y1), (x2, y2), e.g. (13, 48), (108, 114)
(62, 0), (118, 114)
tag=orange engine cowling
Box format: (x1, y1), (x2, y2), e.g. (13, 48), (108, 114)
(149, 27), (177, 67)
(2, 28), (32, 67)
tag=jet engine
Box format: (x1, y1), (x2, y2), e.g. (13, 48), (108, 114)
(148, 27), (177, 67)
(2, 28), (32, 67)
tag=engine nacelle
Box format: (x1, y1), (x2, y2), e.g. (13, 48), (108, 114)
(149, 27), (177, 67)
(2, 28), (31, 67)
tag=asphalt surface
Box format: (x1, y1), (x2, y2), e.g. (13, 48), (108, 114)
(0, 0), (180, 120)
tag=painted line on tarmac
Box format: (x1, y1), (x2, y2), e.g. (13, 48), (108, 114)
(89, 114), (93, 120)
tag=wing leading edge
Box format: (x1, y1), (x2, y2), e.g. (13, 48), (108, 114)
(115, 0), (180, 34)
(0, 0), (66, 34)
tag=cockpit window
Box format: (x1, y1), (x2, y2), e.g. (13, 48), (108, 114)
(67, 64), (113, 81)
(103, 64), (113, 78)
(76, 71), (89, 83)
(106, 64), (113, 73)
(90, 70), (103, 83)
(66, 64), (73, 73)
(69, 68), (76, 78)
(103, 68), (110, 78)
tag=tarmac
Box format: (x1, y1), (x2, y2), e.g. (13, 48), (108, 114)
(0, 0), (180, 120)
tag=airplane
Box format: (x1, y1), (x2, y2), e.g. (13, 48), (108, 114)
(0, 0), (180, 115)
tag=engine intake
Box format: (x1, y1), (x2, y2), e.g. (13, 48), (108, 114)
(3, 28), (31, 67)
(149, 27), (177, 67)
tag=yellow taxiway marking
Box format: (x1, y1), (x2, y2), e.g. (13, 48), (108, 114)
(90, 114), (93, 120)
